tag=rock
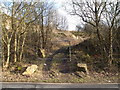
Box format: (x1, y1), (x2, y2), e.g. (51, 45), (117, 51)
(38, 49), (46, 58)
(22, 65), (38, 76)
(40, 49), (45, 58)
(77, 63), (89, 75)
(75, 71), (85, 78)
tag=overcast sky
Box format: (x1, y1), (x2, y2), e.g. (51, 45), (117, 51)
(0, 0), (80, 30)
(54, 0), (118, 30)
(0, 0), (116, 30)
(1, 0), (117, 30)
(54, 0), (81, 30)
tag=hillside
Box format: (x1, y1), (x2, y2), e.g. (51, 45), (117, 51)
(2, 29), (119, 83)
(51, 29), (89, 51)
(2, 1), (119, 84)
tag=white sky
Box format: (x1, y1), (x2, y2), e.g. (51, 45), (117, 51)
(0, 0), (79, 30)
(54, 0), (119, 30)
(54, 0), (81, 30)
(1, 0), (118, 30)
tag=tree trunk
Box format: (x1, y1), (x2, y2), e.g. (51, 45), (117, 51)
(2, 46), (5, 67)
(17, 35), (21, 61)
(41, 15), (45, 49)
(5, 43), (10, 68)
(14, 33), (17, 62)
(108, 28), (113, 67)
(19, 33), (26, 62)
(95, 3), (107, 58)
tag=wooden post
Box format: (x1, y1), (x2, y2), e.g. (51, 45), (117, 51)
(68, 41), (72, 62)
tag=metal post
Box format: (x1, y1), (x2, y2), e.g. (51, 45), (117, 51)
(69, 41), (72, 61)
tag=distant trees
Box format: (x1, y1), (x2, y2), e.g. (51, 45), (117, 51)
(70, 0), (120, 67)
(52, 10), (68, 30)
(57, 15), (68, 30)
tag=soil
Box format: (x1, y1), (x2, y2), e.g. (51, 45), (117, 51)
(1, 30), (119, 83)
(2, 66), (119, 83)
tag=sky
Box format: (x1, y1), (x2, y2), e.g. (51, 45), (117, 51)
(54, 0), (81, 30)
(0, 0), (117, 30)
(57, 6), (81, 31)
(54, 0), (118, 30)
(0, 0), (79, 30)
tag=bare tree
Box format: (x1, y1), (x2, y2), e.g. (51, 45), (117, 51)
(1, 2), (45, 67)
(70, 0), (107, 57)
(51, 10), (68, 30)
(2, 11), (15, 67)
(104, 1), (120, 66)
(57, 15), (68, 30)
(70, 0), (120, 67)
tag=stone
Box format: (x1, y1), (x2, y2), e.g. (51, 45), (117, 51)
(40, 49), (45, 58)
(22, 65), (38, 76)
(77, 63), (89, 75)
(38, 49), (45, 58)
